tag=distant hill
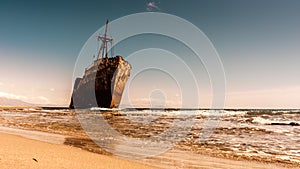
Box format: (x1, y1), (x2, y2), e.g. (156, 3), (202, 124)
(0, 97), (35, 106)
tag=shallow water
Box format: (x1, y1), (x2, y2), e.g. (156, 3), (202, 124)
(0, 126), (66, 144)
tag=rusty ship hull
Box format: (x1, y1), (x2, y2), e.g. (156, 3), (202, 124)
(69, 20), (131, 109)
(70, 56), (131, 109)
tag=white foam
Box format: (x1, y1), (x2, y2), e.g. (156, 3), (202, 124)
(252, 116), (299, 125)
(222, 110), (248, 116)
(90, 107), (122, 111)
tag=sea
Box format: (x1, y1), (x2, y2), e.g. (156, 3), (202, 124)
(0, 107), (299, 167)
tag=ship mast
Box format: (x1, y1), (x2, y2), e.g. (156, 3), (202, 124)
(97, 20), (113, 60)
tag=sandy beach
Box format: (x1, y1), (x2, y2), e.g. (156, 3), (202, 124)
(0, 130), (298, 169)
(0, 132), (158, 169)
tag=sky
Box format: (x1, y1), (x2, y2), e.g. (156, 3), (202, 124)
(0, 0), (300, 108)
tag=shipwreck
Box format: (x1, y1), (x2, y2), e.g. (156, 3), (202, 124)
(70, 20), (131, 109)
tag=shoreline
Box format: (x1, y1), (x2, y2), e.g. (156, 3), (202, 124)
(137, 149), (298, 169)
(0, 127), (298, 169)
(0, 108), (299, 168)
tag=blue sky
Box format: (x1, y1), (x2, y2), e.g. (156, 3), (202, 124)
(0, 0), (299, 108)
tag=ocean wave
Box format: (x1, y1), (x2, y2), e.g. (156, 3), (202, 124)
(247, 110), (300, 116)
(222, 110), (248, 116)
(252, 117), (300, 126)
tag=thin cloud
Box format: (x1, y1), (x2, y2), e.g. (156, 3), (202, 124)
(0, 91), (50, 104)
(0, 91), (27, 100)
(147, 1), (160, 11)
(35, 96), (50, 104)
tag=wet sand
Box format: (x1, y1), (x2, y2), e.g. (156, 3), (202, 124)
(138, 149), (297, 169)
(0, 132), (158, 169)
